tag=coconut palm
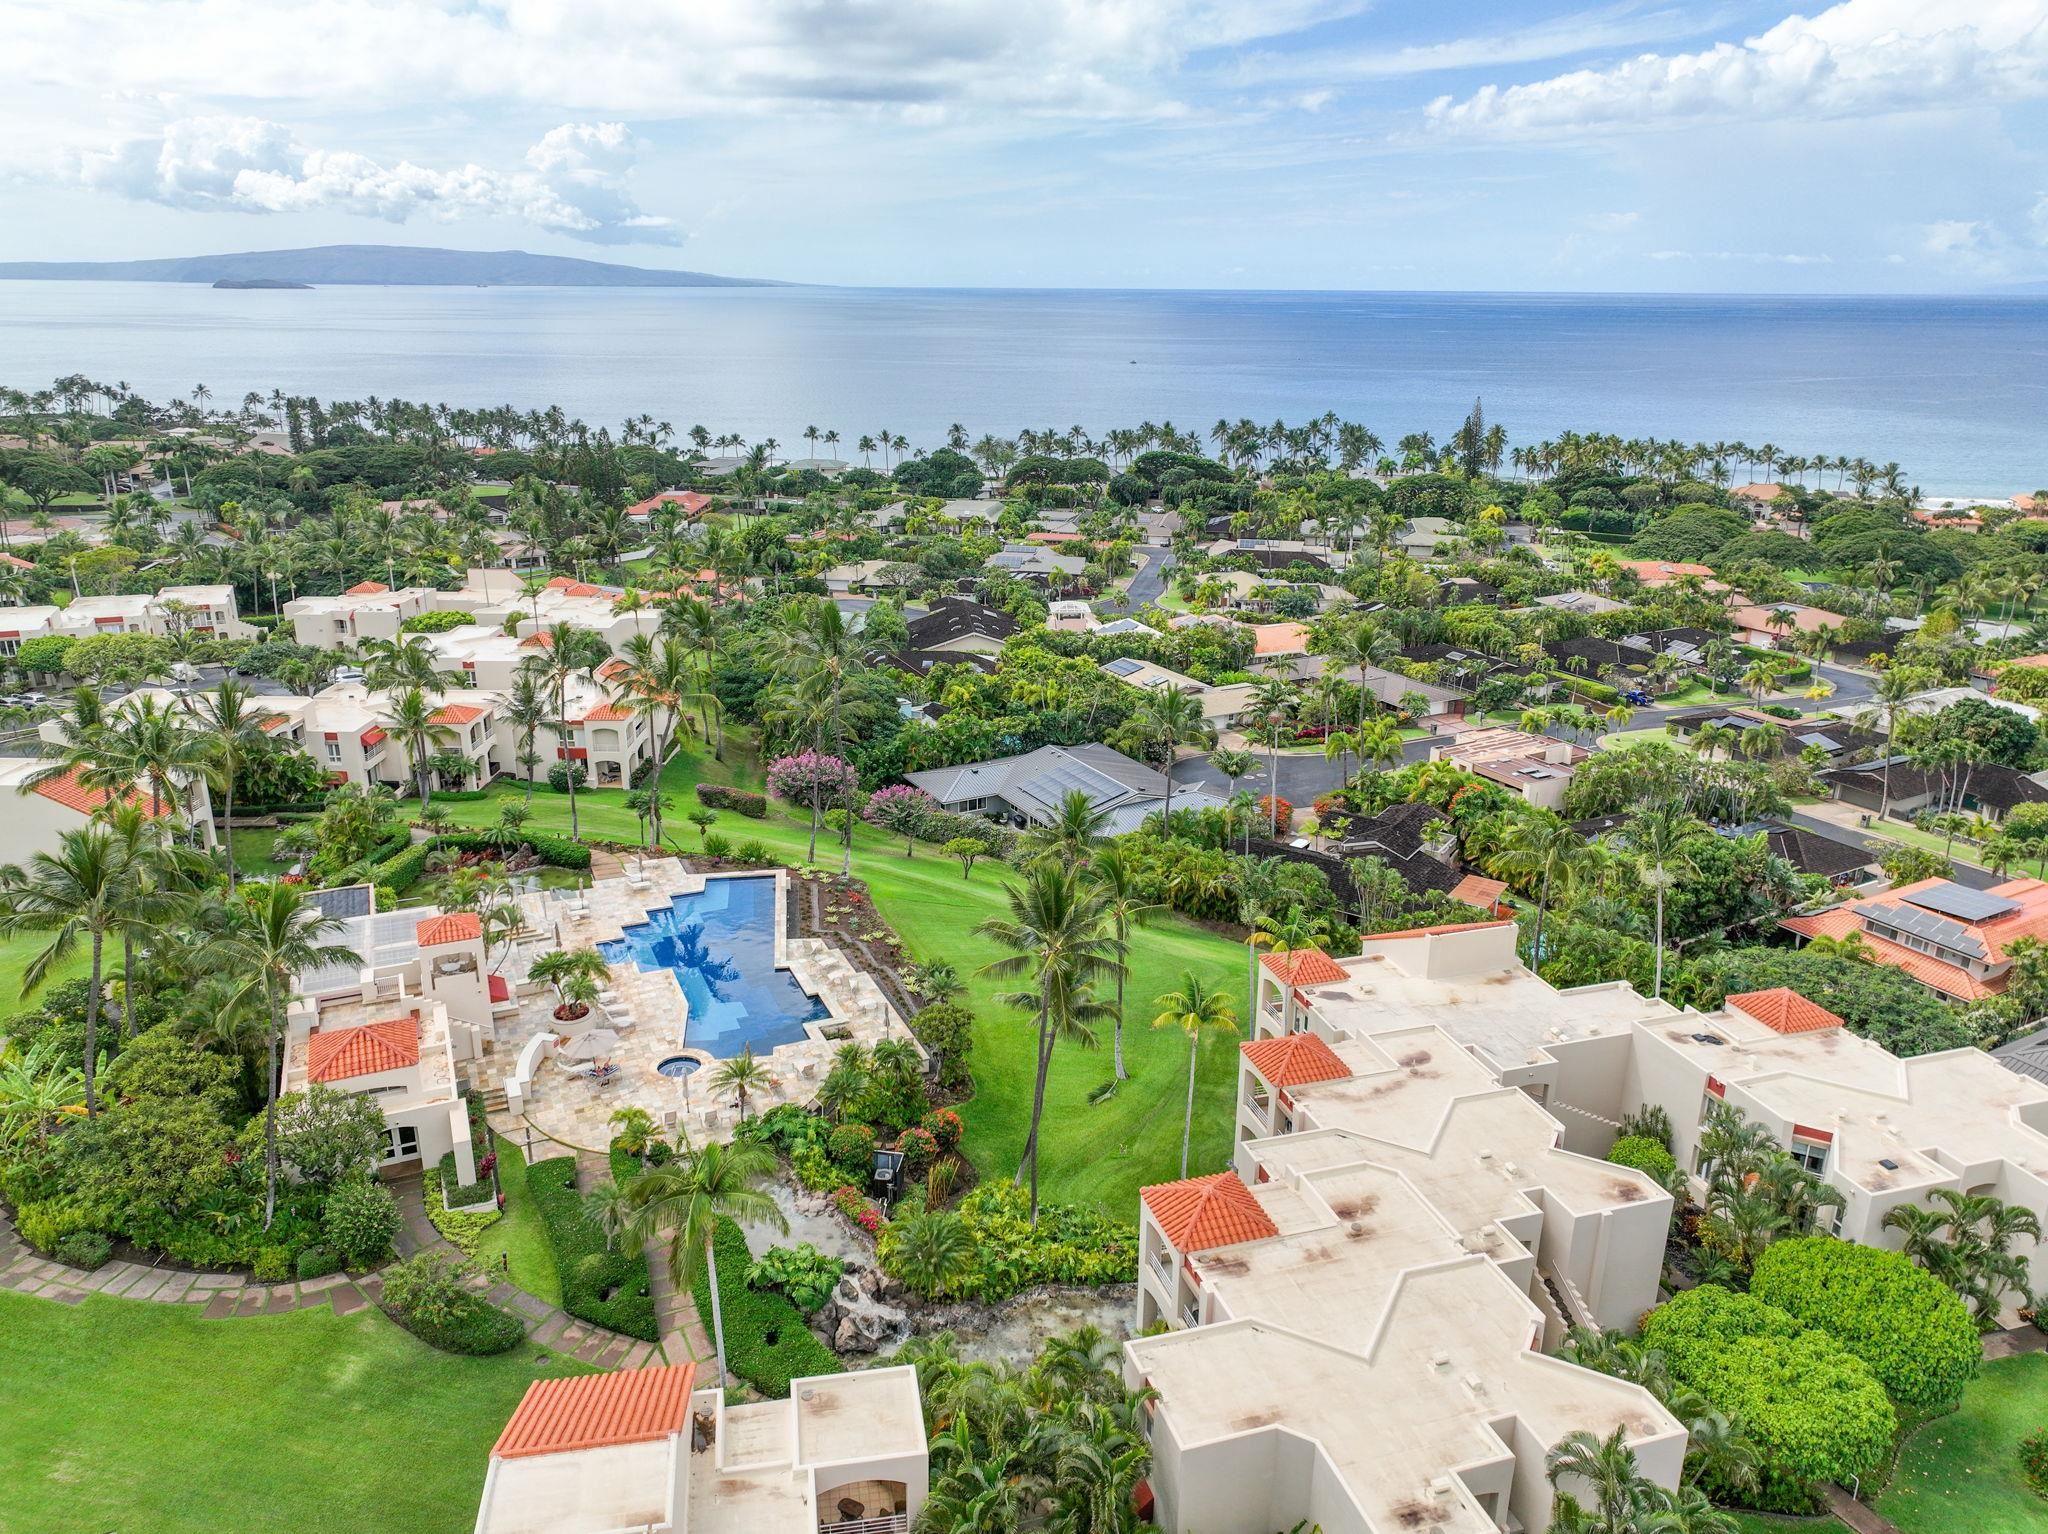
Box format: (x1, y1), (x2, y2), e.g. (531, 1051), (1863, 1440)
(1151, 972), (1238, 1178)
(206, 880), (359, 1225)
(976, 862), (1123, 1226)
(1546, 1426), (1668, 1534)
(606, 632), (711, 849)
(710, 1044), (774, 1122)
(1089, 847), (1159, 1081)
(532, 620), (614, 838)
(357, 633), (460, 694)
(0, 825), (144, 1118)
(381, 685), (458, 813)
(1620, 803), (1699, 1001)
(622, 1139), (785, 1387)
(502, 661), (551, 800)
(1133, 686), (1209, 823)
(182, 680), (277, 890)
(1019, 789), (1114, 867)
(1485, 808), (1599, 972)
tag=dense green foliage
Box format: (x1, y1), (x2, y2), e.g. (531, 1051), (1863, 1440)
(879, 1182), (1137, 1300)
(522, 1155), (658, 1340)
(378, 1249), (526, 1355)
(1605, 1134), (1678, 1184)
(691, 1216), (840, 1396)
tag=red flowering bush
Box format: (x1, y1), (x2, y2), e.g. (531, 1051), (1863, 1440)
(830, 1185), (884, 1236)
(894, 1126), (940, 1175)
(1255, 794), (1294, 830)
(921, 1107), (964, 1153)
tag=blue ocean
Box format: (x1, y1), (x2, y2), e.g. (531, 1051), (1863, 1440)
(1, 281), (2041, 495)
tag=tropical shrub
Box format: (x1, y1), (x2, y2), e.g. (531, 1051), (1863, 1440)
(295, 1246), (342, 1280)
(322, 1175), (401, 1267)
(830, 1184), (885, 1235)
(399, 610), (475, 634)
(880, 1183), (1137, 1302)
(524, 1154), (658, 1339)
(921, 1107), (964, 1153)
(546, 760), (588, 793)
(437, 1151), (495, 1209)
(735, 839), (772, 866)
(1642, 1285), (1894, 1509)
(827, 1123), (877, 1176)
(744, 1242), (846, 1314)
(908, 1004), (975, 1090)
(1606, 1135), (1678, 1185)
(695, 783), (768, 818)
(2019, 1428), (2048, 1498)
(16, 1198), (106, 1256)
(1255, 794), (1294, 829)
(894, 1126), (939, 1176)
(380, 1250), (526, 1355)
(252, 1245), (294, 1282)
(1750, 1237), (1980, 1410)
(52, 1230), (112, 1271)
(692, 1217), (841, 1396)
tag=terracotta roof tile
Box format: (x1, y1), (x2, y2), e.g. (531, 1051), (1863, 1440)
(28, 765), (171, 820)
(1140, 1172), (1278, 1254)
(493, 1363), (697, 1460)
(1241, 1032), (1352, 1089)
(1725, 988), (1845, 1035)
(1259, 949), (1348, 987)
(1448, 874), (1508, 910)
(306, 1016), (420, 1082)
(1779, 908), (1998, 1001)
(1250, 621), (1309, 656)
(582, 702), (633, 723)
(344, 580), (390, 595)
(1368, 917), (1517, 941)
(428, 703), (485, 725)
(416, 912), (482, 946)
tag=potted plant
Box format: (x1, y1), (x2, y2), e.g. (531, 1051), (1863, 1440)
(530, 948), (610, 1023)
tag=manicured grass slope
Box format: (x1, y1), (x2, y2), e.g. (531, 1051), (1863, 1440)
(0, 1289), (587, 1534)
(1878, 1354), (2048, 1534)
(472, 1134), (562, 1307)
(437, 740), (1248, 1215)
(0, 927), (90, 1008)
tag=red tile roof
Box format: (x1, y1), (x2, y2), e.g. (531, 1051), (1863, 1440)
(1250, 621), (1310, 656)
(596, 659), (628, 679)
(1449, 874), (1508, 910)
(581, 702), (633, 723)
(1259, 949), (1348, 987)
(306, 1016), (421, 1083)
(0, 553), (34, 570)
(1368, 917), (1517, 941)
(1778, 906), (1996, 1000)
(1140, 1172), (1278, 1254)
(1725, 988), (1844, 1035)
(344, 580), (390, 595)
(416, 912), (482, 946)
(493, 1363), (697, 1460)
(1241, 1032), (1351, 1089)
(429, 703), (485, 725)
(624, 490), (711, 519)
(28, 765), (170, 820)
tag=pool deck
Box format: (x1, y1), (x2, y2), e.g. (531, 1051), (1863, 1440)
(481, 860), (919, 1151)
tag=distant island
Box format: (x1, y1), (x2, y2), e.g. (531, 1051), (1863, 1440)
(0, 243), (783, 289)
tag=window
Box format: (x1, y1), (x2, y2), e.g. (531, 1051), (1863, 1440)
(1789, 1137), (1829, 1176)
(326, 741), (342, 763)
(380, 1124), (420, 1162)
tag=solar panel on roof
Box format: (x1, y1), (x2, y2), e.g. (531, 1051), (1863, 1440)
(1798, 732), (1843, 752)
(1866, 901), (1987, 958)
(1103, 657), (1145, 677)
(306, 883), (374, 920)
(1902, 882), (2020, 922)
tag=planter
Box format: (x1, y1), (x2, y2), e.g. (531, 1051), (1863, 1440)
(552, 1004), (590, 1023)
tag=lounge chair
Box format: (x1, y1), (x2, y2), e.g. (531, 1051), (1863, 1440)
(557, 1059), (599, 1080)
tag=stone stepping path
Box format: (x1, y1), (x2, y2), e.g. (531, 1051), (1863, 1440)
(0, 1173), (678, 1373)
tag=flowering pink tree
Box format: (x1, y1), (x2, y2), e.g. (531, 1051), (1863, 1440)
(767, 751), (858, 866)
(863, 784), (938, 857)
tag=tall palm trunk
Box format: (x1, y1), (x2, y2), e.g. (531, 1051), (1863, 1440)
(1012, 1008), (1055, 1229)
(559, 683), (581, 839)
(1179, 1031), (1199, 1177)
(261, 975), (286, 1227)
(82, 931), (104, 1117)
(1112, 961), (1127, 1080)
(1652, 886), (1665, 1001)
(1529, 868), (1551, 974)
(122, 931), (137, 1039)
(705, 1230), (729, 1387)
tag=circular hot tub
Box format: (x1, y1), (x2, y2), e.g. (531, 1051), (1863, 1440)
(656, 1055), (701, 1079)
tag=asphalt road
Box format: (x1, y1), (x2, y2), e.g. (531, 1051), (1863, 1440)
(1107, 545), (1174, 612)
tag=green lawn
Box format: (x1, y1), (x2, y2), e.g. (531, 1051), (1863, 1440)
(435, 738), (1250, 1216)
(228, 825), (282, 875)
(0, 927), (90, 1012)
(1721, 1514), (1846, 1534)
(474, 1134), (562, 1307)
(1878, 1354), (2048, 1534)
(0, 1288), (588, 1534)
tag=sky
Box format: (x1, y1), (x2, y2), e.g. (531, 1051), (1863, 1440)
(4, 0), (2048, 292)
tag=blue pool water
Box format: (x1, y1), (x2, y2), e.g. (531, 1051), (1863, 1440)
(598, 876), (828, 1058)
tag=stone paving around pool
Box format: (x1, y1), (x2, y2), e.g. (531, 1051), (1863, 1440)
(480, 860), (919, 1152)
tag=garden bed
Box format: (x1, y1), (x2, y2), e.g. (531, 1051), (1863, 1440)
(522, 1155), (658, 1340)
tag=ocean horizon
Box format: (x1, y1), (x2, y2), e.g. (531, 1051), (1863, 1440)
(3, 280), (2043, 496)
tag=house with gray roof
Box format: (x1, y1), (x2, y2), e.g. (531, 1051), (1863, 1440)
(904, 742), (1224, 834)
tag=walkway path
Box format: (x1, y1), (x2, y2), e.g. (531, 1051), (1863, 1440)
(1824, 1486), (1901, 1534)
(571, 1150), (714, 1368)
(589, 847), (626, 881)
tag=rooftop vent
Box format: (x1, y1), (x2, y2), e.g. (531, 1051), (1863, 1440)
(1690, 1032), (1726, 1046)
(1879, 1158), (1899, 1171)
(1429, 1351), (1452, 1371)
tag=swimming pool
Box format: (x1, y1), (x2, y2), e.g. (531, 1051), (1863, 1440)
(598, 875), (829, 1058)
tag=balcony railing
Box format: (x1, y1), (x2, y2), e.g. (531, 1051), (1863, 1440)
(1243, 1088), (1270, 1116)
(1150, 1248), (1174, 1283)
(819, 1517), (908, 1534)
(1180, 1304), (1200, 1329)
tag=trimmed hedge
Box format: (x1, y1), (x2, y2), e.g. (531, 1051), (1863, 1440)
(691, 1216), (841, 1398)
(437, 1151), (494, 1210)
(696, 783), (768, 818)
(1643, 1285), (1894, 1510)
(1606, 1135), (1677, 1185)
(1750, 1237), (1980, 1410)
(524, 1154), (658, 1340)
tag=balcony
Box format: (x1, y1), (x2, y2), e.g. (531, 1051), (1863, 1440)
(1149, 1247), (1175, 1285)
(1243, 1086), (1271, 1117)
(1180, 1304), (1200, 1330)
(819, 1517), (907, 1534)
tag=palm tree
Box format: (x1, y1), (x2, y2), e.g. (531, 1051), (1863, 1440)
(710, 1044), (773, 1122)
(605, 632), (707, 849)
(1546, 1426), (1666, 1534)
(1133, 686), (1208, 822)
(182, 680), (276, 890)
(533, 621), (613, 838)
(381, 685), (458, 813)
(1486, 808), (1598, 971)
(622, 1139), (785, 1388)
(1869, 664), (1919, 821)
(1089, 847), (1159, 1081)
(0, 825), (139, 1117)
(1020, 789), (1113, 867)
(977, 863), (1123, 1226)
(46, 694), (211, 831)
(357, 633), (459, 693)
(502, 662), (551, 800)
(1151, 972), (1238, 1178)
(207, 881), (359, 1225)
(885, 1210), (977, 1298)
(761, 598), (867, 874)
(1208, 747), (1257, 803)
(1621, 803), (1699, 1001)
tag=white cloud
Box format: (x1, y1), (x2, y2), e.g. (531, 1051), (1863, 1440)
(1424, 1), (2048, 140)
(75, 117), (677, 244)
(1648, 249), (1834, 264)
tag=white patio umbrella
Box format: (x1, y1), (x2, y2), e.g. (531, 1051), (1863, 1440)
(559, 1028), (621, 1061)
